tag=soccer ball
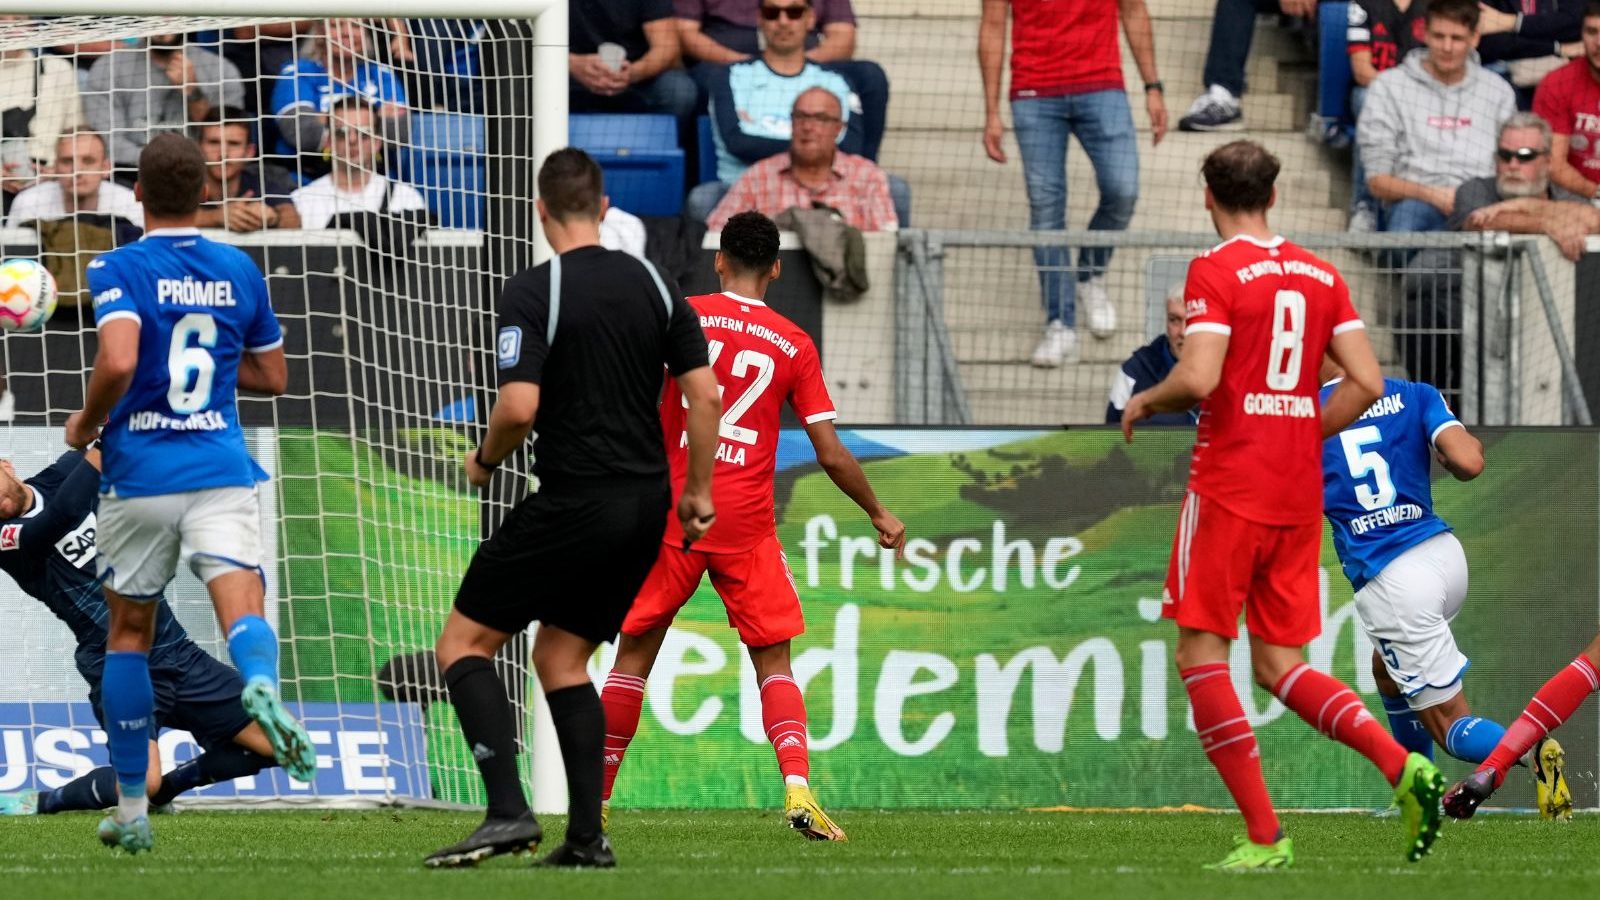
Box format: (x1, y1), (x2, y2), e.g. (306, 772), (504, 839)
(0, 258), (56, 333)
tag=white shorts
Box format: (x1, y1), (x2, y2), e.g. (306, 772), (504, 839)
(97, 486), (264, 600)
(1352, 531), (1470, 711)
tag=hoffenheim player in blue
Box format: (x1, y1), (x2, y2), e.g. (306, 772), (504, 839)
(0, 448), (279, 818)
(1320, 364), (1513, 769)
(65, 134), (313, 853)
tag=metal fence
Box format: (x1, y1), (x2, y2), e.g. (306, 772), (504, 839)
(889, 229), (1589, 428)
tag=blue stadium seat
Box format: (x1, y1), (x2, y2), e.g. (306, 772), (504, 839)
(570, 114), (686, 216)
(399, 112), (485, 229)
(1316, 1), (1355, 147)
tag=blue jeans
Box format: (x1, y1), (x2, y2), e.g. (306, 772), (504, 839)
(1011, 90), (1139, 325)
(570, 67), (700, 120)
(1202, 0), (1284, 97)
(1382, 198), (1447, 234)
(1350, 85), (1376, 215)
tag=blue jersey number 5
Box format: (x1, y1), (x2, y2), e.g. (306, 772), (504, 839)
(1339, 424), (1397, 512)
(168, 312), (217, 414)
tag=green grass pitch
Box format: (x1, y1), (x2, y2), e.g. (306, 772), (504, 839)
(3, 809), (1598, 899)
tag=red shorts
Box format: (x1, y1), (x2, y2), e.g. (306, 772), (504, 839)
(1163, 490), (1322, 646)
(623, 534), (805, 647)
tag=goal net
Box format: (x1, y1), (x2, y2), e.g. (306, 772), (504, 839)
(0, 14), (560, 809)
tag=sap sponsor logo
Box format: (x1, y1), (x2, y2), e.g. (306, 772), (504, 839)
(55, 514), (95, 569)
(1185, 298), (1207, 318)
(0, 702), (429, 796)
(497, 326), (522, 370)
(156, 278), (236, 307)
(92, 287), (123, 308)
(0, 523), (20, 551)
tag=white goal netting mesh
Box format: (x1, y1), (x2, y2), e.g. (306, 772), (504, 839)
(0, 16), (548, 807)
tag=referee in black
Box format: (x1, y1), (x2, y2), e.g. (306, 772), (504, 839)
(425, 148), (720, 869)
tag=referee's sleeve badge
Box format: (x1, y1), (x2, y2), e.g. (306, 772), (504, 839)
(497, 326), (522, 369)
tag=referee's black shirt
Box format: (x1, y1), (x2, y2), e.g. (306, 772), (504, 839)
(494, 245), (709, 489)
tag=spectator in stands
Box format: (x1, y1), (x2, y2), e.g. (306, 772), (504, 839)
(706, 87), (895, 231)
(676, 0), (890, 160)
(0, 26), (82, 218)
(272, 19), (409, 170)
(702, 0), (864, 195)
(193, 107), (300, 232)
(1345, 0), (1428, 231)
(1450, 112), (1599, 258)
(1477, 0), (1584, 68)
(4, 129), (142, 228)
(979, 0), (1167, 368)
(404, 19), (486, 112)
(83, 34), (244, 175)
(569, 0), (698, 120)
(1533, 1), (1600, 201)
(1358, 0), (1516, 233)
(1105, 283), (1197, 425)
(1177, 0), (1314, 131)
(291, 96), (427, 230)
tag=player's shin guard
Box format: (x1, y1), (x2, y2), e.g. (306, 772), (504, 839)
(1380, 694), (1434, 760)
(444, 656), (529, 820)
(760, 674), (810, 783)
(101, 652), (153, 820)
(599, 672), (646, 802)
(1480, 655), (1600, 788)
(1274, 663), (1408, 785)
(226, 615), (280, 689)
(1181, 663), (1280, 845)
(546, 683), (607, 844)
(1443, 715), (1505, 765)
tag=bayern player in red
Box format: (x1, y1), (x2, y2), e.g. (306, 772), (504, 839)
(599, 212), (906, 841)
(1122, 141), (1445, 870)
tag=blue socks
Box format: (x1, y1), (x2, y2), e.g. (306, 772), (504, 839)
(101, 652), (154, 795)
(226, 615), (280, 688)
(1444, 715), (1507, 764)
(1380, 694), (1434, 759)
(38, 766), (117, 814)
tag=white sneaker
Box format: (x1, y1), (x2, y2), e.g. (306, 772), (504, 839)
(1080, 279), (1117, 339)
(1030, 320), (1078, 368)
(1347, 206), (1378, 233)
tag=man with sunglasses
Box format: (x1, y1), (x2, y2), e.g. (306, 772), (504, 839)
(1532, 0), (1600, 202)
(1449, 112), (1600, 261)
(289, 96), (427, 230)
(699, 0), (865, 210)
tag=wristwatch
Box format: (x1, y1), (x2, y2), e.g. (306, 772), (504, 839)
(1144, 80), (1164, 94)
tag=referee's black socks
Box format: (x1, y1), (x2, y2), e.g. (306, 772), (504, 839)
(444, 656), (530, 820)
(545, 683), (606, 843)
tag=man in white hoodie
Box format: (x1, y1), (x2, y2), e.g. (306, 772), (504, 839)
(1358, 0), (1517, 234)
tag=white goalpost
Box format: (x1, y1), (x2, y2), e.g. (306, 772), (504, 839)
(0, 6), (576, 813)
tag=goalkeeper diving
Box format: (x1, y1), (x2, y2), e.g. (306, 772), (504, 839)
(0, 448), (280, 818)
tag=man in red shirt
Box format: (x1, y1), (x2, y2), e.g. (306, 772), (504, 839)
(978, 0), (1167, 368)
(1123, 141), (1445, 871)
(1532, 1), (1600, 201)
(599, 211), (906, 841)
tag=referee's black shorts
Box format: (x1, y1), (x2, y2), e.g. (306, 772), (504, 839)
(453, 477), (671, 643)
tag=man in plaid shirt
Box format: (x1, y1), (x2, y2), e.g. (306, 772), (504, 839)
(707, 87), (896, 231)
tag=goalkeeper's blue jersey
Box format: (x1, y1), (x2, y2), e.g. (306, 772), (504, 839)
(1320, 378), (1461, 592)
(0, 452), (195, 682)
(87, 228), (282, 498)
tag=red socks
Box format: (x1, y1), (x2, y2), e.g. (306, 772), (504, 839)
(599, 672), (646, 801)
(760, 674), (810, 781)
(1182, 663), (1280, 845)
(1481, 655), (1600, 788)
(1273, 663), (1408, 785)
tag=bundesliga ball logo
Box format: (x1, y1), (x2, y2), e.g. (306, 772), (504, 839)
(0, 257), (57, 333)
